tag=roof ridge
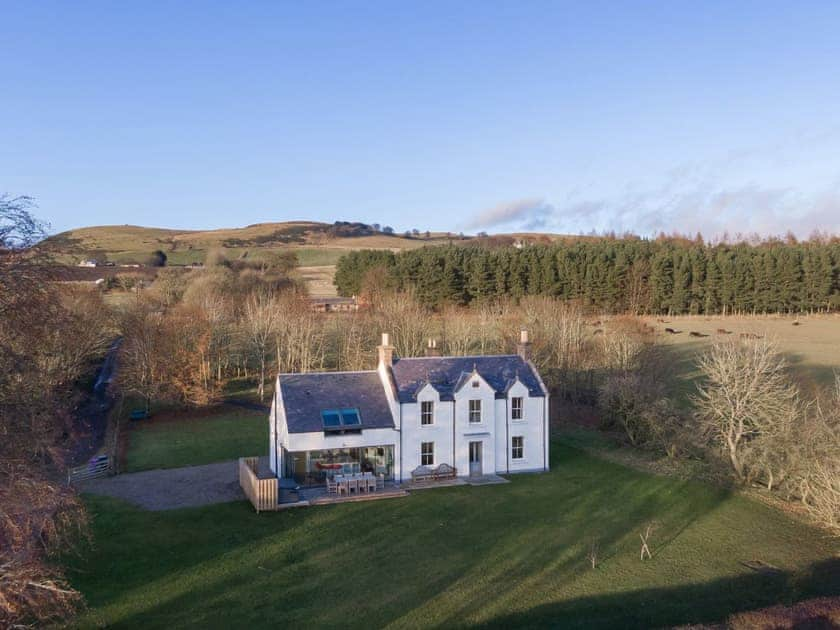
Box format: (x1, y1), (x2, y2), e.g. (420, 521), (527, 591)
(396, 354), (520, 361)
(278, 370), (378, 377)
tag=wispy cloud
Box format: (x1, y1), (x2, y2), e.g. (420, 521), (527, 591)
(462, 128), (840, 238)
(552, 181), (840, 238)
(463, 198), (554, 231)
(464, 181), (840, 239)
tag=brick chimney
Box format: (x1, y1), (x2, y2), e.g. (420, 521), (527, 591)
(516, 329), (531, 361)
(424, 338), (440, 357)
(378, 332), (395, 367)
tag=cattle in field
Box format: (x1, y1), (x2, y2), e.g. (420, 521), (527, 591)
(689, 331), (709, 338)
(716, 328), (732, 335)
(740, 332), (763, 340)
(665, 327), (680, 334)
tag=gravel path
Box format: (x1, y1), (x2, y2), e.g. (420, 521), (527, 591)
(79, 460), (245, 510)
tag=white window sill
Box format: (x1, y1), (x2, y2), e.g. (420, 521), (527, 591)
(511, 418), (526, 424)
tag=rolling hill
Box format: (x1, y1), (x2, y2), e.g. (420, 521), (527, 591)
(39, 221), (460, 267)
(40, 221), (576, 266)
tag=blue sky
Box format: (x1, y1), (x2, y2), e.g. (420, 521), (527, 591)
(3, 1), (840, 237)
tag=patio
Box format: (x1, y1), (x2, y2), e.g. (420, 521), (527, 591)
(278, 479), (407, 508)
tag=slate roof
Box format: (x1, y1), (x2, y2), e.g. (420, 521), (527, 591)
(278, 371), (394, 434)
(391, 355), (545, 403)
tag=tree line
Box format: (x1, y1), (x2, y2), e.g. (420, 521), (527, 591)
(1, 196), (112, 626)
(335, 237), (840, 314)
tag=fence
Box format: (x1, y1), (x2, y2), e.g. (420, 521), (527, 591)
(239, 457), (278, 512)
(67, 455), (113, 484)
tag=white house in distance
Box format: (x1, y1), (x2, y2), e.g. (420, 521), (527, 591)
(268, 330), (549, 485)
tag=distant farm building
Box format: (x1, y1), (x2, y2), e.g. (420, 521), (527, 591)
(310, 297), (359, 313)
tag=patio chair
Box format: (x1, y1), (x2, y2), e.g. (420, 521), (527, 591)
(367, 476), (377, 492)
(326, 478), (338, 495)
(376, 474), (385, 490)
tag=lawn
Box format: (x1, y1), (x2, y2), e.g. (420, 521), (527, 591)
(70, 442), (839, 629)
(124, 405), (267, 472)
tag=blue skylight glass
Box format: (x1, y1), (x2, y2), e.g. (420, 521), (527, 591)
(340, 408), (361, 425)
(321, 410), (341, 427)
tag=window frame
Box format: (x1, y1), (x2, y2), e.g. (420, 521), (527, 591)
(420, 400), (434, 426)
(512, 436), (524, 460)
(511, 397), (523, 421)
(468, 399), (482, 423)
(421, 441), (434, 466)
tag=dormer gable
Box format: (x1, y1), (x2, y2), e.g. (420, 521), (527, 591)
(453, 367), (493, 398)
(414, 381), (441, 402)
(505, 376), (530, 399)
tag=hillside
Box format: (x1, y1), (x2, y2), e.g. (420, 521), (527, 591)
(39, 221), (464, 267)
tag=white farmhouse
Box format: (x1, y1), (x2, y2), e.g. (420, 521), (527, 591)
(269, 331), (549, 485)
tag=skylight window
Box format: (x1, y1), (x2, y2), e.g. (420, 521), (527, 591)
(340, 408), (361, 425)
(321, 408), (362, 431)
(321, 410), (341, 427)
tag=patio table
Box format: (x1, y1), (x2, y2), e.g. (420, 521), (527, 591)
(333, 473), (377, 495)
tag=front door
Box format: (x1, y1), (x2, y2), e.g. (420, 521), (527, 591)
(469, 441), (482, 477)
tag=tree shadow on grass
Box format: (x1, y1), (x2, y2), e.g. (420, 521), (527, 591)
(90, 446), (744, 629)
(72, 444), (832, 630)
(478, 557), (840, 630)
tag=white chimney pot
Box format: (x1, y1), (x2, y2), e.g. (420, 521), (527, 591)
(382, 332), (390, 346)
(520, 329), (529, 344)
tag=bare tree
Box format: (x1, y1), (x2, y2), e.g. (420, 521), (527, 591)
(440, 305), (477, 356)
(374, 289), (428, 358)
(242, 291), (281, 401)
(274, 290), (325, 374)
(796, 376), (840, 533)
(0, 196), (92, 625)
(693, 338), (799, 482)
(327, 311), (376, 371)
(118, 301), (167, 412)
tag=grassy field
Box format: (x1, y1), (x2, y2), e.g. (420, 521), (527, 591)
(70, 441), (838, 629)
(124, 405), (266, 472)
(641, 314), (840, 405)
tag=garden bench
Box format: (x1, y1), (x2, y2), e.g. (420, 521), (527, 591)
(410, 465), (434, 483)
(432, 463), (456, 480)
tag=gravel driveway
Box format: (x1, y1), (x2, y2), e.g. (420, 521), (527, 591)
(79, 460), (245, 510)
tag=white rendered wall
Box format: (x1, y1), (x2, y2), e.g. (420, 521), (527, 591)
(505, 380), (547, 472)
(453, 373), (497, 477)
(269, 377), (289, 475)
(400, 383), (454, 475)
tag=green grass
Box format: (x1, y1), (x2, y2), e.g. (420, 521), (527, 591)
(70, 442), (838, 629)
(292, 247), (348, 266)
(124, 406), (266, 472)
